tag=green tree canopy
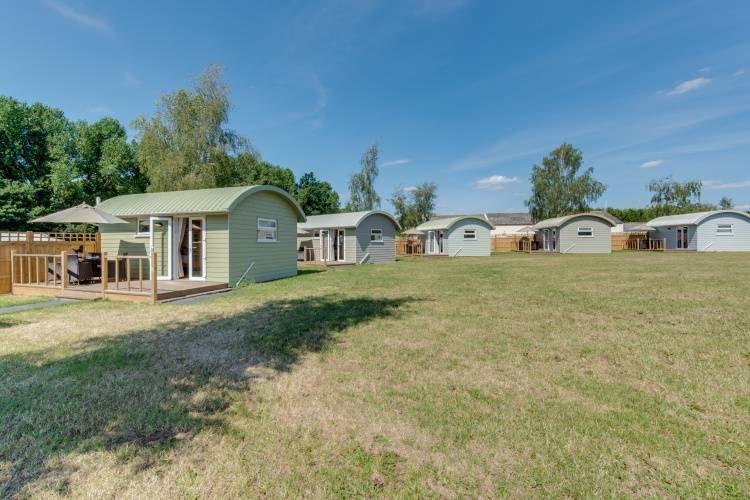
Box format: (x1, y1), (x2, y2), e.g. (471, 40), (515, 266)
(0, 96), (143, 229)
(718, 196), (733, 210)
(235, 153), (296, 194)
(347, 143), (380, 211)
(525, 143), (605, 222)
(133, 65), (255, 192)
(49, 118), (145, 208)
(295, 172), (340, 215)
(391, 182), (437, 229)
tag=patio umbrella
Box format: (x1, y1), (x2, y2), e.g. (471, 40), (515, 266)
(31, 203), (128, 246)
(31, 203), (127, 226)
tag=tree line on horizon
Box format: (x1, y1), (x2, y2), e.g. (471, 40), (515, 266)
(0, 65), (735, 232)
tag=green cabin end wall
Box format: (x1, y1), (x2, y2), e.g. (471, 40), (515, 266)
(228, 190), (299, 284)
(444, 219), (493, 256)
(558, 216), (612, 253)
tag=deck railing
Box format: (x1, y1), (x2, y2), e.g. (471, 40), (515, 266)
(11, 251), (159, 302)
(1, 231), (97, 243)
(10, 252), (66, 289)
(395, 238), (424, 256)
(623, 238), (666, 251)
(102, 253), (157, 301)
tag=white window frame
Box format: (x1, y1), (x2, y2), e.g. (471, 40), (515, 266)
(370, 228), (384, 243)
(257, 218), (278, 243)
(577, 226), (594, 237)
(716, 223), (734, 236)
(463, 229), (476, 240)
(135, 218), (150, 237)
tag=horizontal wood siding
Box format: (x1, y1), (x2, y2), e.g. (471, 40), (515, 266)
(205, 215), (229, 282)
(696, 213), (750, 251)
(355, 213), (396, 263)
(228, 191), (298, 284)
(99, 220), (151, 276)
(445, 219), (492, 256)
(558, 216), (612, 253)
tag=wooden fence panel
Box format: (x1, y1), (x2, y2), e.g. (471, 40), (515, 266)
(0, 232), (100, 294)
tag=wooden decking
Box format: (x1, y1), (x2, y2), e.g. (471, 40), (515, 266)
(12, 279), (229, 303)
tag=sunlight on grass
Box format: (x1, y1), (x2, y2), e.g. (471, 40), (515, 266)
(1, 253), (749, 497)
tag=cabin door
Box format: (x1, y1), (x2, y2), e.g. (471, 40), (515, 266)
(677, 226), (688, 249)
(188, 217), (206, 280)
(335, 229), (345, 261)
(320, 230), (330, 262)
(427, 231), (436, 254)
(149, 216), (173, 280)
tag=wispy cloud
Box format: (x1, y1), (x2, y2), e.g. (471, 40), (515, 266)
(474, 175), (520, 191)
(382, 158), (410, 167)
(703, 180), (750, 189)
(640, 159), (664, 169)
(45, 0), (110, 31)
(734, 69), (746, 76)
(698, 67), (711, 73)
(123, 71), (141, 88)
(666, 77), (711, 95)
(404, 186), (418, 192)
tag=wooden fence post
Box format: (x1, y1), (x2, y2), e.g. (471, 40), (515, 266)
(10, 250), (14, 294)
(102, 252), (108, 298)
(60, 251), (67, 289)
(150, 251), (157, 303)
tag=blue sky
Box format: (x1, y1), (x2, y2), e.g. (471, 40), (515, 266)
(2, 0), (749, 213)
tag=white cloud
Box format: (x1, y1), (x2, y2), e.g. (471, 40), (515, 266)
(382, 159), (410, 167)
(702, 180), (750, 189)
(45, 0), (110, 31)
(403, 186), (418, 192)
(639, 159), (664, 169)
(474, 175), (520, 191)
(735, 69), (746, 76)
(699, 67), (711, 73)
(666, 77), (711, 95)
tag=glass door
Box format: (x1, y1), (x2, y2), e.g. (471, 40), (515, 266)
(427, 231), (435, 254)
(189, 217), (205, 280)
(336, 229), (345, 261)
(320, 230), (330, 262)
(677, 226), (688, 249)
(149, 216), (172, 280)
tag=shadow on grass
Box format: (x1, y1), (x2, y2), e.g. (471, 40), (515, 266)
(0, 294), (414, 496)
(296, 267), (328, 276)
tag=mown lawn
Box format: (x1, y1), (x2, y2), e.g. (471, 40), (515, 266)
(1, 253), (749, 497)
(0, 295), (52, 309)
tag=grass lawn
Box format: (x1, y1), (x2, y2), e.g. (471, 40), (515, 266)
(0, 295), (53, 309)
(1, 253), (749, 497)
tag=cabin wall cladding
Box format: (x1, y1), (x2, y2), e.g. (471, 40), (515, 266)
(0, 232), (100, 294)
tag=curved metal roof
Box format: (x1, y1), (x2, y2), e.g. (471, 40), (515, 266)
(533, 212), (617, 230)
(97, 185), (306, 221)
(647, 210), (750, 227)
(298, 210), (401, 230)
(416, 215), (495, 231)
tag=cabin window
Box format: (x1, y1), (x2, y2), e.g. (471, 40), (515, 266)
(577, 227), (594, 237)
(257, 218), (277, 242)
(136, 218), (150, 237)
(716, 224), (733, 235)
(463, 229), (476, 240)
(370, 229), (383, 242)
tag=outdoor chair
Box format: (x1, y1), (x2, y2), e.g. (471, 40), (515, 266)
(46, 255), (95, 285)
